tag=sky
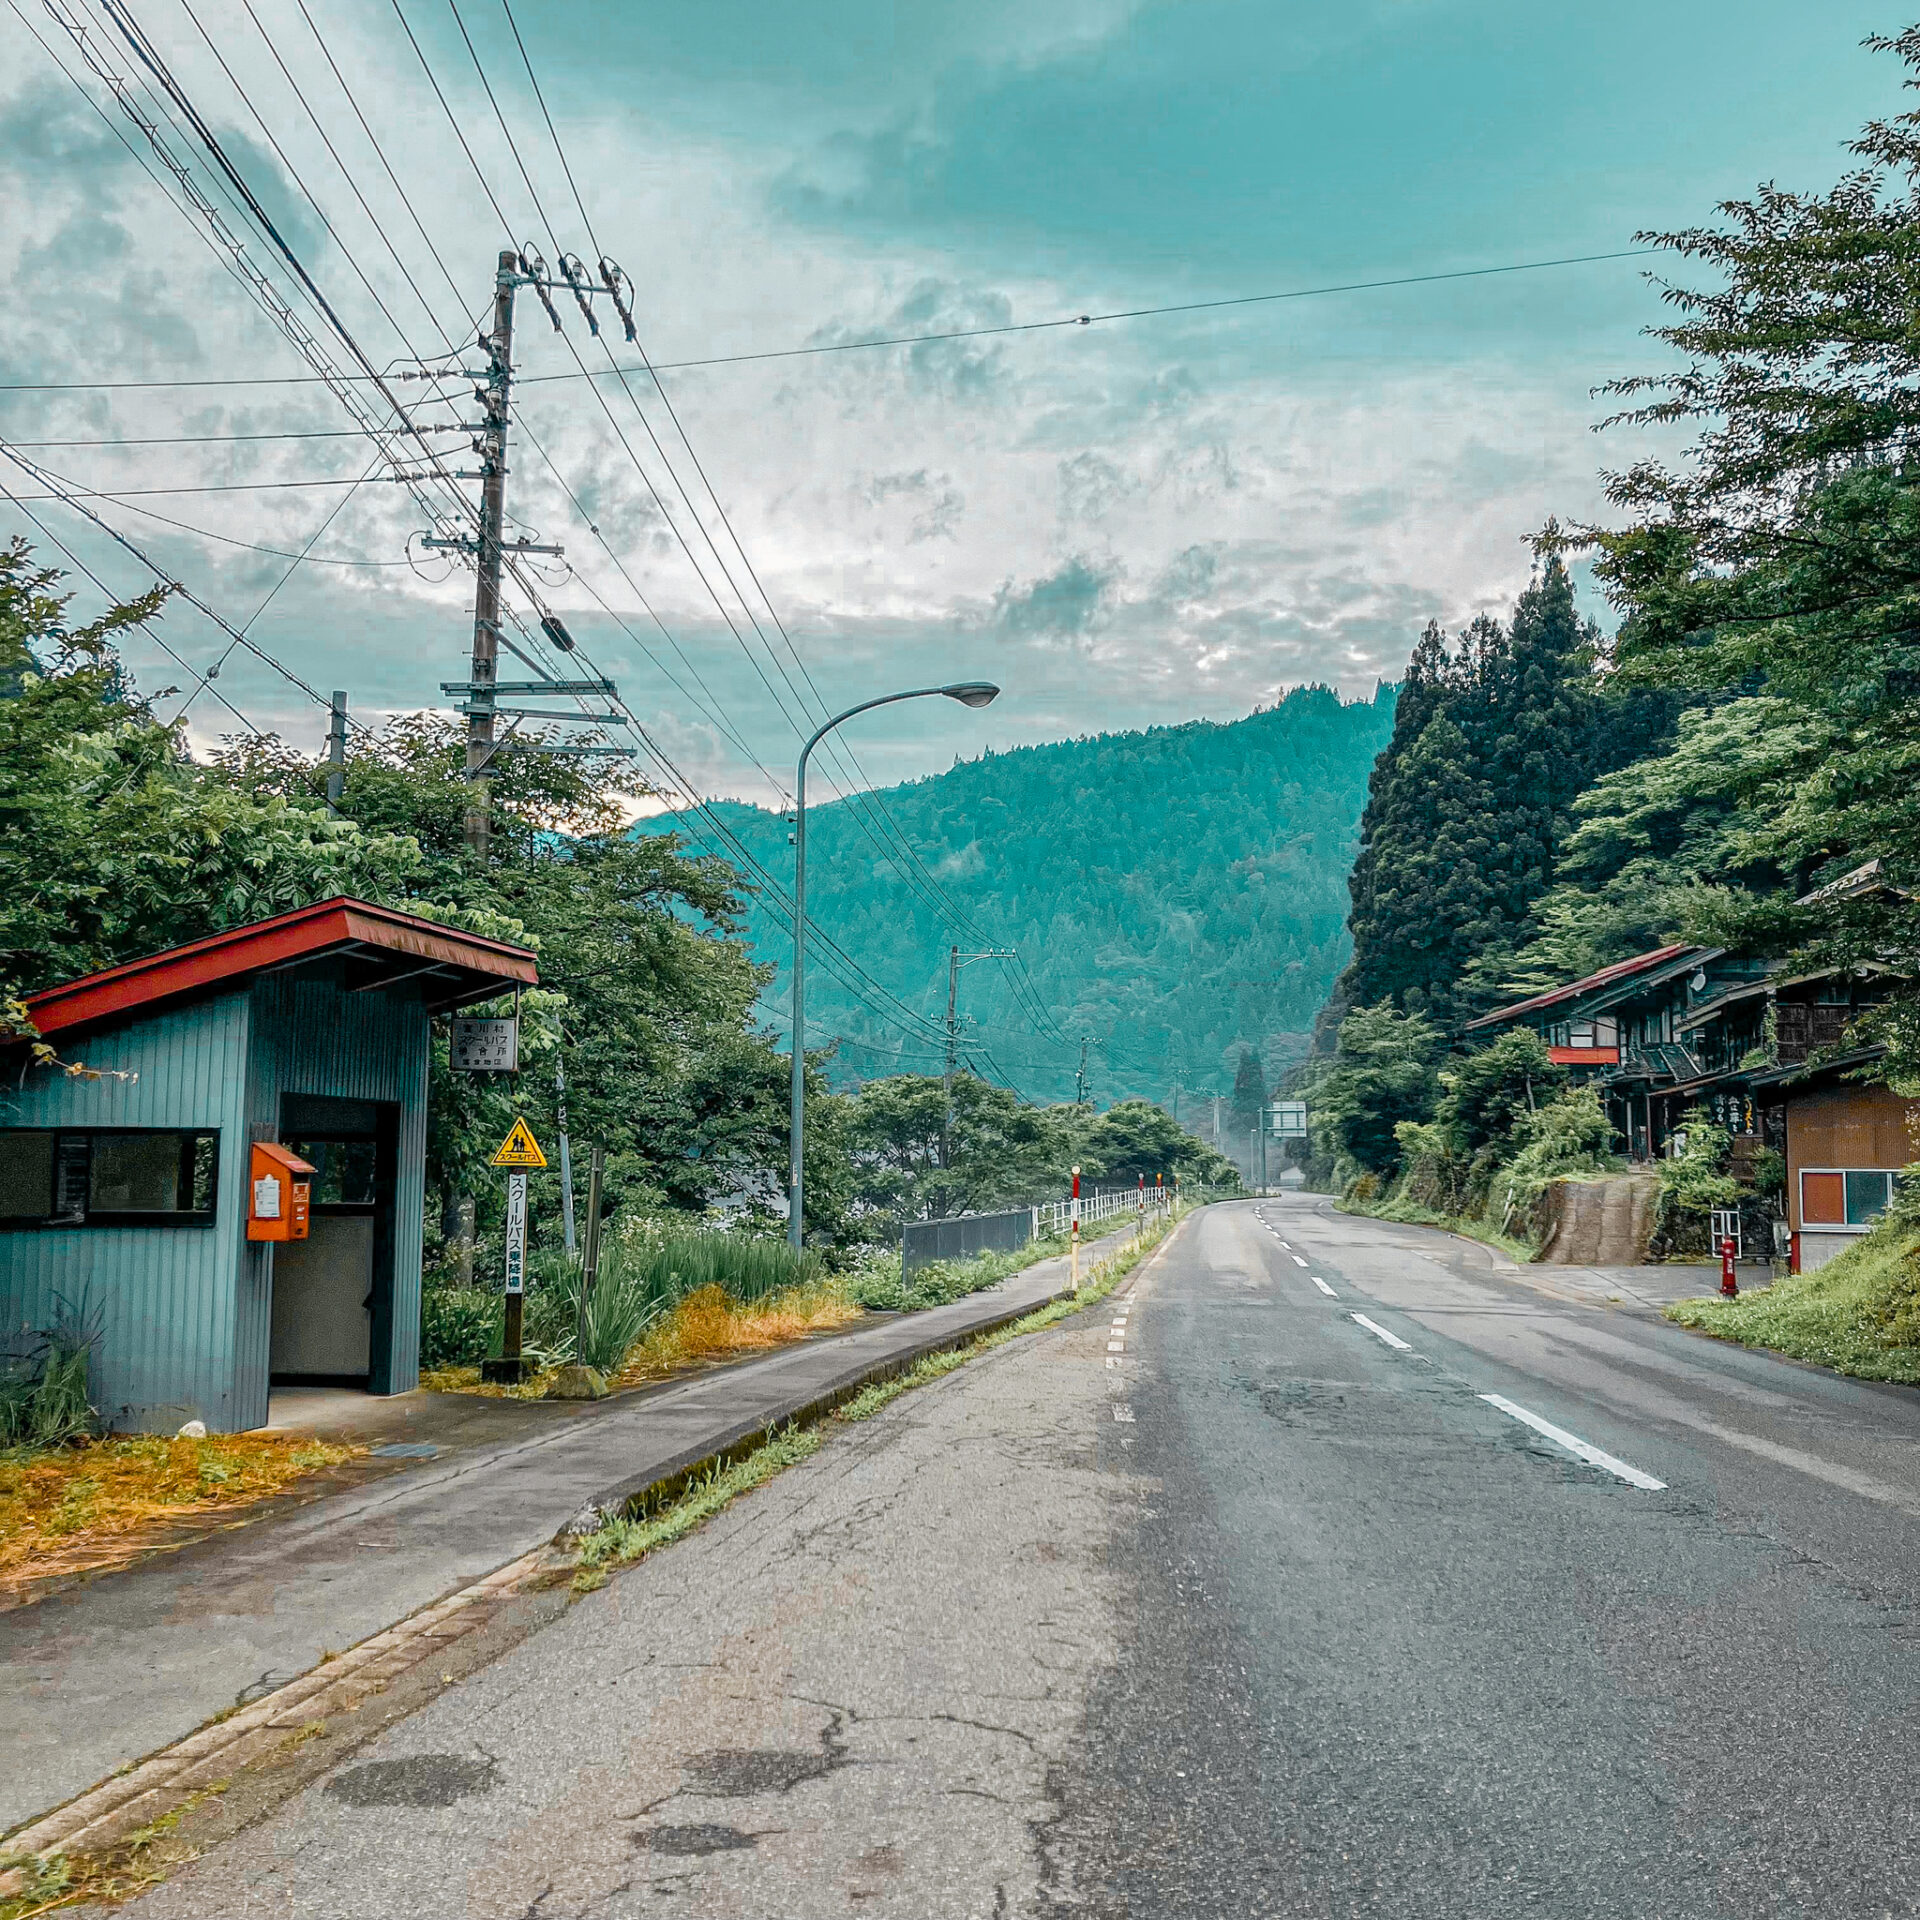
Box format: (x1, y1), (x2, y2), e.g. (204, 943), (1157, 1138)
(0, 0), (1905, 806)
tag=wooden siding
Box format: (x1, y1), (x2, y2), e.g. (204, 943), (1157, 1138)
(1785, 1083), (1920, 1232)
(0, 991), (252, 1432)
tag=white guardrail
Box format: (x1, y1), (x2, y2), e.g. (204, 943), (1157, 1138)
(1034, 1187), (1173, 1240)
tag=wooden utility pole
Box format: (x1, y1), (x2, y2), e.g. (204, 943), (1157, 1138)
(1076, 1038), (1090, 1107)
(463, 249), (518, 860)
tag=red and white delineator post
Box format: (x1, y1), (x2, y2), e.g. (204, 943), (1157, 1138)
(1071, 1164), (1082, 1293)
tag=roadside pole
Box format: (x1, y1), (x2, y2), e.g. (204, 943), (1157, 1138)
(1071, 1164), (1082, 1293)
(503, 1172), (527, 1355)
(483, 1117), (546, 1384)
(578, 1145), (605, 1363)
(555, 1054), (576, 1258)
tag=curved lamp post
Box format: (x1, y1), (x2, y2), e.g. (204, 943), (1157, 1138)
(789, 682), (1000, 1251)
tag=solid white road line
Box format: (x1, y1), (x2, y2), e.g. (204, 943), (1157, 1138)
(1291, 1254), (1309, 1268)
(1479, 1393), (1667, 1491)
(1312, 1276), (1337, 1297)
(1351, 1312), (1411, 1352)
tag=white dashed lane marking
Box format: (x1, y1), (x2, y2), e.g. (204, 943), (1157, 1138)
(1351, 1312), (1412, 1352)
(1312, 1276), (1336, 1297)
(1291, 1254), (1309, 1269)
(1113, 1404), (1135, 1423)
(1479, 1394), (1666, 1490)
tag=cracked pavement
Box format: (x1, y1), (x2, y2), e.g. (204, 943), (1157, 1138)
(88, 1198), (1920, 1916)
(109, 1262), (1149, 1920)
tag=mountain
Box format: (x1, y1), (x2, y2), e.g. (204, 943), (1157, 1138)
(634, 682), (1398, 1108)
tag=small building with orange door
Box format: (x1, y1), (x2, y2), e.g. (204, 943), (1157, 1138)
(1750, 1050), (1918, 1272)
(1, 899), (535, 1432)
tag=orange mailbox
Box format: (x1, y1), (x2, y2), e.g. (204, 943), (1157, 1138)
(248, 1142), (315, 1243)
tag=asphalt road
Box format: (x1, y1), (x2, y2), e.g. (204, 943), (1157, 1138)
(108, 1199), (1920, 1918)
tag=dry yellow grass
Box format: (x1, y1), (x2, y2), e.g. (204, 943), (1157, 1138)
(611, 1281), (863, 1387)
(0, 1433), (359, 1597)
(422, 1280), (864, 1401)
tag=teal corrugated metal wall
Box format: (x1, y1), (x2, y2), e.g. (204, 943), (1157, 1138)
(0, 991), (252, 1430)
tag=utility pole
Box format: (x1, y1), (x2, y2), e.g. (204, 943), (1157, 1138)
(1075, 1038), (1090, 1107)
(325, 690), (347, 816)
(463, 249), (518, 861)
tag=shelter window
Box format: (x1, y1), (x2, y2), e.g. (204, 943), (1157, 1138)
(1800, 1167), (1897, 1231)
(0, 1129), (219, 1227)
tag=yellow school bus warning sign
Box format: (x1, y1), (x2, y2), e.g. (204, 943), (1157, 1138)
(490, 1117), (547, 1169)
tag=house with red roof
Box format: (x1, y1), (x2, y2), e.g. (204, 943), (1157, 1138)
(2, 900), (536, 1431)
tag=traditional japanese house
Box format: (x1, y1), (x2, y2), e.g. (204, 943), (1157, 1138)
(1464, 943), (1769, 1159)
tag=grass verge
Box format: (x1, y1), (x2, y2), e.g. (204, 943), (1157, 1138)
(568, 1207), (1185, 1594)
(1665, 1221), (1920, 1384)
(422, 1277), (864, 1400)
(0, 1434), (359, 1601)
(0, 1781), (231, 1917)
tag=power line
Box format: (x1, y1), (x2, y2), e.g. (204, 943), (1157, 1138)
(478, 4), (1061, 1029)
(1, 441), (342, 716)
(4, 429), (470, 449)
(0, 247), (1659, 393)
(8, 472), (480, 500)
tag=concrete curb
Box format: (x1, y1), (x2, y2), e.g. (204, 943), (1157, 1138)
(4, 1213), (1181, 1864)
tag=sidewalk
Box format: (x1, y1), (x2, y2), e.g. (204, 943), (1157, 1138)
(0, 1222), (1142, 1837)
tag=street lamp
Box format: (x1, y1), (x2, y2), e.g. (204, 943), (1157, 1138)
(788, 682), (1000, 1252)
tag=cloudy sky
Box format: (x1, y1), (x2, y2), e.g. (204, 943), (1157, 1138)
(0, 0), (1900, 804)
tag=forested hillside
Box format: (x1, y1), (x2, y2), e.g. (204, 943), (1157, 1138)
(637, 684), (1398, 1107)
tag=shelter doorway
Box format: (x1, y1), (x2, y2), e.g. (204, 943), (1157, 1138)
(270, 1094), (399, 1388)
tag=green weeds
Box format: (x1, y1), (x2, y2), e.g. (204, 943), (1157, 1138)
(1666, 1222), (1920, 1383)
(571, 1424), (824, 1592)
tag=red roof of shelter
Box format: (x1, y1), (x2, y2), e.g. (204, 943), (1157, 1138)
(1462, 943), (1696, 1033)
(24, 897), (538, 1039)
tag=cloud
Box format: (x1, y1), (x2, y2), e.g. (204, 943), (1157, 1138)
(990, 555), (1117, 642)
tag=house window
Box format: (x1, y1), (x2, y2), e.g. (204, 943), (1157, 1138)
(1800, 1167), (1897, 1231)
(0, 1129), (220, 1228)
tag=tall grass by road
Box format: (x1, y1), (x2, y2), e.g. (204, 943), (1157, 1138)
(1666, 1221), (1920, 1384)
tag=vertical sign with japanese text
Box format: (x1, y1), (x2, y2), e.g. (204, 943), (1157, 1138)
(504, 1171), (527, 1295)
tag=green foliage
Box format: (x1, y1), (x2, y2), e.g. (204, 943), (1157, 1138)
(846, 1233), (1073, 1313)
(1341, 561), (1675, 1027)
(832, 1074), (1234, 1240)
(1472, 698), (1832, 998)
(1499, 1086), (1619, 1217)
(1555, 30), (1920, 1077)
(418, 1285), (501, 1371)
(1306, 1001), (1446, 1179)
(636, 684), (1397, 1102)
(0, 540), (418, 1012)
(0, 1292), (101, 1451)
(209, 719), (790, 1244)
(524, 1229), (824, 1368)
(1390, 1029), (1566, 1217)
(1650, 1107), (1744, 1256)
(1229, 1047), (1267, 1141)
(1667, 1222), (1920, 1384)
(1082, 1098), (1239, 1189)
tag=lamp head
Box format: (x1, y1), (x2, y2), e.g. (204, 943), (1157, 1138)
(941, 681), (1000, 709)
